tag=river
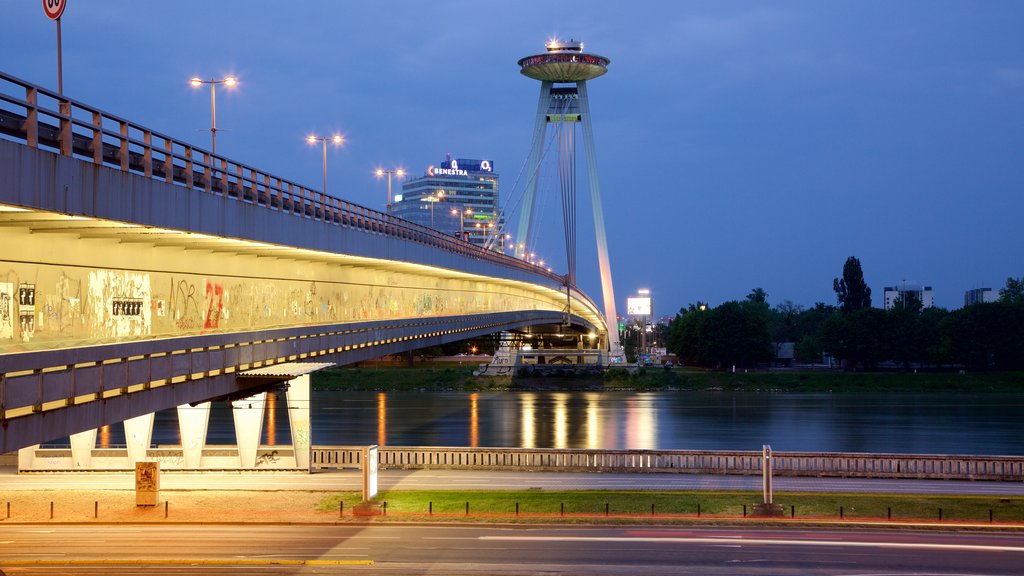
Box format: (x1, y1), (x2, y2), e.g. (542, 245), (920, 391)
(86, 390), (1024, 455)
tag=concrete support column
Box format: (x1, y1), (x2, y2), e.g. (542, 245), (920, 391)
(70, 429), (97, 469)
(285, 375), (312, 471)
(124, 413), (155, 466)
(231, 392), (266, 469)
(176, 402), (211, 469)
(17, 444), (39, 471)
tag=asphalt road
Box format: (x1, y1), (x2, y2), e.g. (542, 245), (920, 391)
(2, 524), (1023, 575)
(3, 468), (1024, 495)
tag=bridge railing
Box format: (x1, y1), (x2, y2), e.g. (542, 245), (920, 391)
(311, 446), (1024, 481)
(0, 70), (578, 291)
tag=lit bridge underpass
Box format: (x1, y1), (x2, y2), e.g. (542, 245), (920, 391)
(0, 70), (608, 467)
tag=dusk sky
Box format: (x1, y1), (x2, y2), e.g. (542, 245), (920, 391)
(3, 1), (1021, 316)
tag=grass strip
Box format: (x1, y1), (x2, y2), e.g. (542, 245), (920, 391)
(316, 490), (1024, 524)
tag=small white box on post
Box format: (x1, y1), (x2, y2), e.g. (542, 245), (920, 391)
(135, 461), (160, 506)
(362, 445), (378, 502)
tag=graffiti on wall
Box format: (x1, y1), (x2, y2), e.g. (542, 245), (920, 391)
(87, 270), (151, 338)
(0, 260), (561, 353)
(0, 282), (12, 339)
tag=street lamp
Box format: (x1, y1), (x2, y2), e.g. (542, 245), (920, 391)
(473, 221), (495, 245)
(637, 289), (652, 363)
(421, 190), (444, 228)
(189, 76), (237, 154)
(375, 167), (405, 213)
(307, 134), (344, 195)
(451, 207), (473, 239)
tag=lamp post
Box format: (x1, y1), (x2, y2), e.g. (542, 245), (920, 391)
(473, 221), (495, 246)
(451, 207), (473, 240)
(421, 190), (444, 228)
(637, 288), (652, 363)
(307, 134), (344, 195)
(189, 76), (237, 154)
(375, 168), (405, 213)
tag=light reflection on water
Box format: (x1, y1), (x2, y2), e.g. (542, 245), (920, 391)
(92, 390), (1024, 455)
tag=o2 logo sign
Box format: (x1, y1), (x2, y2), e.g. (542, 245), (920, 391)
(480, 160), (492, 172)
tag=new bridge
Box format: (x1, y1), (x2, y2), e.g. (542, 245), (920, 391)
(0, 70), (610, 467)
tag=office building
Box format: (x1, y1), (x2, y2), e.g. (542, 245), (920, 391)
(964, 288), (997, 307)
(390, 154), (502, 249)
(883, 284), (934, 310)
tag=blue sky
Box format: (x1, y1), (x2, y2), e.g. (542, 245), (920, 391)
(2, 1), (1021, 315)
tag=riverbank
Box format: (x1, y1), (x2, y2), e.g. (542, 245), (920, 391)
(315, 365), (1024, 393)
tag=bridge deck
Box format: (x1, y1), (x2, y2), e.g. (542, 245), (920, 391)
(0, 70), (609, 451)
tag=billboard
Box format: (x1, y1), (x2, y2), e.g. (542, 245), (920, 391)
(626, 297), (651, 316)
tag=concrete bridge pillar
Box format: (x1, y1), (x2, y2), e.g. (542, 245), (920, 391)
(124, 413), (155, 465)
(231, 392), (267, 469)
(18, 444), (39, 470)
(176, 402), (211, 469)
(69, 429), (97, 468)
(286, 375), (311, 471)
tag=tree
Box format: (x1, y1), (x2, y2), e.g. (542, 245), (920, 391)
(769, 300), (805, 343)
(999, 277), (1024, 306)
(665, 304), (709, 366)
(942, 302), (1024, 370)
(833, 256), (872, 312)
(747, 287), (768, 304)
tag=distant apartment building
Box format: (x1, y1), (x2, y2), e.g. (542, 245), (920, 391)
(390, 154), (502, 249)
(964, 288), (997, 307)
(883, 284), (934, 310)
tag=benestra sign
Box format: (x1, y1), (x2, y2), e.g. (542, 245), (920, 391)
(427, 158), (493, 177)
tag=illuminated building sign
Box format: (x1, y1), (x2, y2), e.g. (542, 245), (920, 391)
(626, 297), (651, 316)
(427, 158), (494, 177)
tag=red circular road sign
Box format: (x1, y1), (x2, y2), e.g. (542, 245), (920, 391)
(43, 0), (66, 20)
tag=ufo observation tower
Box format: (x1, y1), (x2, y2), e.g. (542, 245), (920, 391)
(516, 39), (623, 360)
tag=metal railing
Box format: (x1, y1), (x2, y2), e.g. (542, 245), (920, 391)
(311, 446), (1024, 481)
(0, 70), (575, 289)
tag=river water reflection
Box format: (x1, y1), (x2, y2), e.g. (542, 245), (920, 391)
(110, 390), (1024, 456)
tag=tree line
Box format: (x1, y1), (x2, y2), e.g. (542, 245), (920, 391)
(663, 257), (1024, 371)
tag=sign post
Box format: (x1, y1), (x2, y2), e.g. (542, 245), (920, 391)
(42, 0), (67, 95)
(752, 444), (784, 516)
(362, 445), (378, 502)
(135, 461), (160, 506)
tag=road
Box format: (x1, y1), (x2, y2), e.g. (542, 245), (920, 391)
(2, 524), (1023, 575)
(3, 468), (1024, 495)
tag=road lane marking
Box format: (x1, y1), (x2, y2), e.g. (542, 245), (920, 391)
(480, 536), (1024, 553)
(0, 558), (374, 566)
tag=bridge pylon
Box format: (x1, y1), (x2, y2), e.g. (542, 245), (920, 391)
(517, 39), (624, 362)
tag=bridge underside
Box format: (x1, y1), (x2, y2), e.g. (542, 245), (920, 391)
(1, 308), (591, 452)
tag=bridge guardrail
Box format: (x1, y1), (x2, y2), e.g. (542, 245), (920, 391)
(0, 71), (592, 303)
(311, 446), (1024, 481)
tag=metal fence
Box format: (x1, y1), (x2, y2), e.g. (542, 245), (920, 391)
(0, 70), (574, 288)
(311, 446), (1024, 481)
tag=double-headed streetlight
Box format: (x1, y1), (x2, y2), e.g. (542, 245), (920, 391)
(307, 134), (344, 195)
(451, 207), (473, 240)
(375, 168), (405, 213)
(473, 220), (495, 245)
(421, 190), (444, 228)
(189, 76), (237, 154)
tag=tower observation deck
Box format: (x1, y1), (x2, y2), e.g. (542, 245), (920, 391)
(515, 39), (624, 362)
(518, 39), (610, 82)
